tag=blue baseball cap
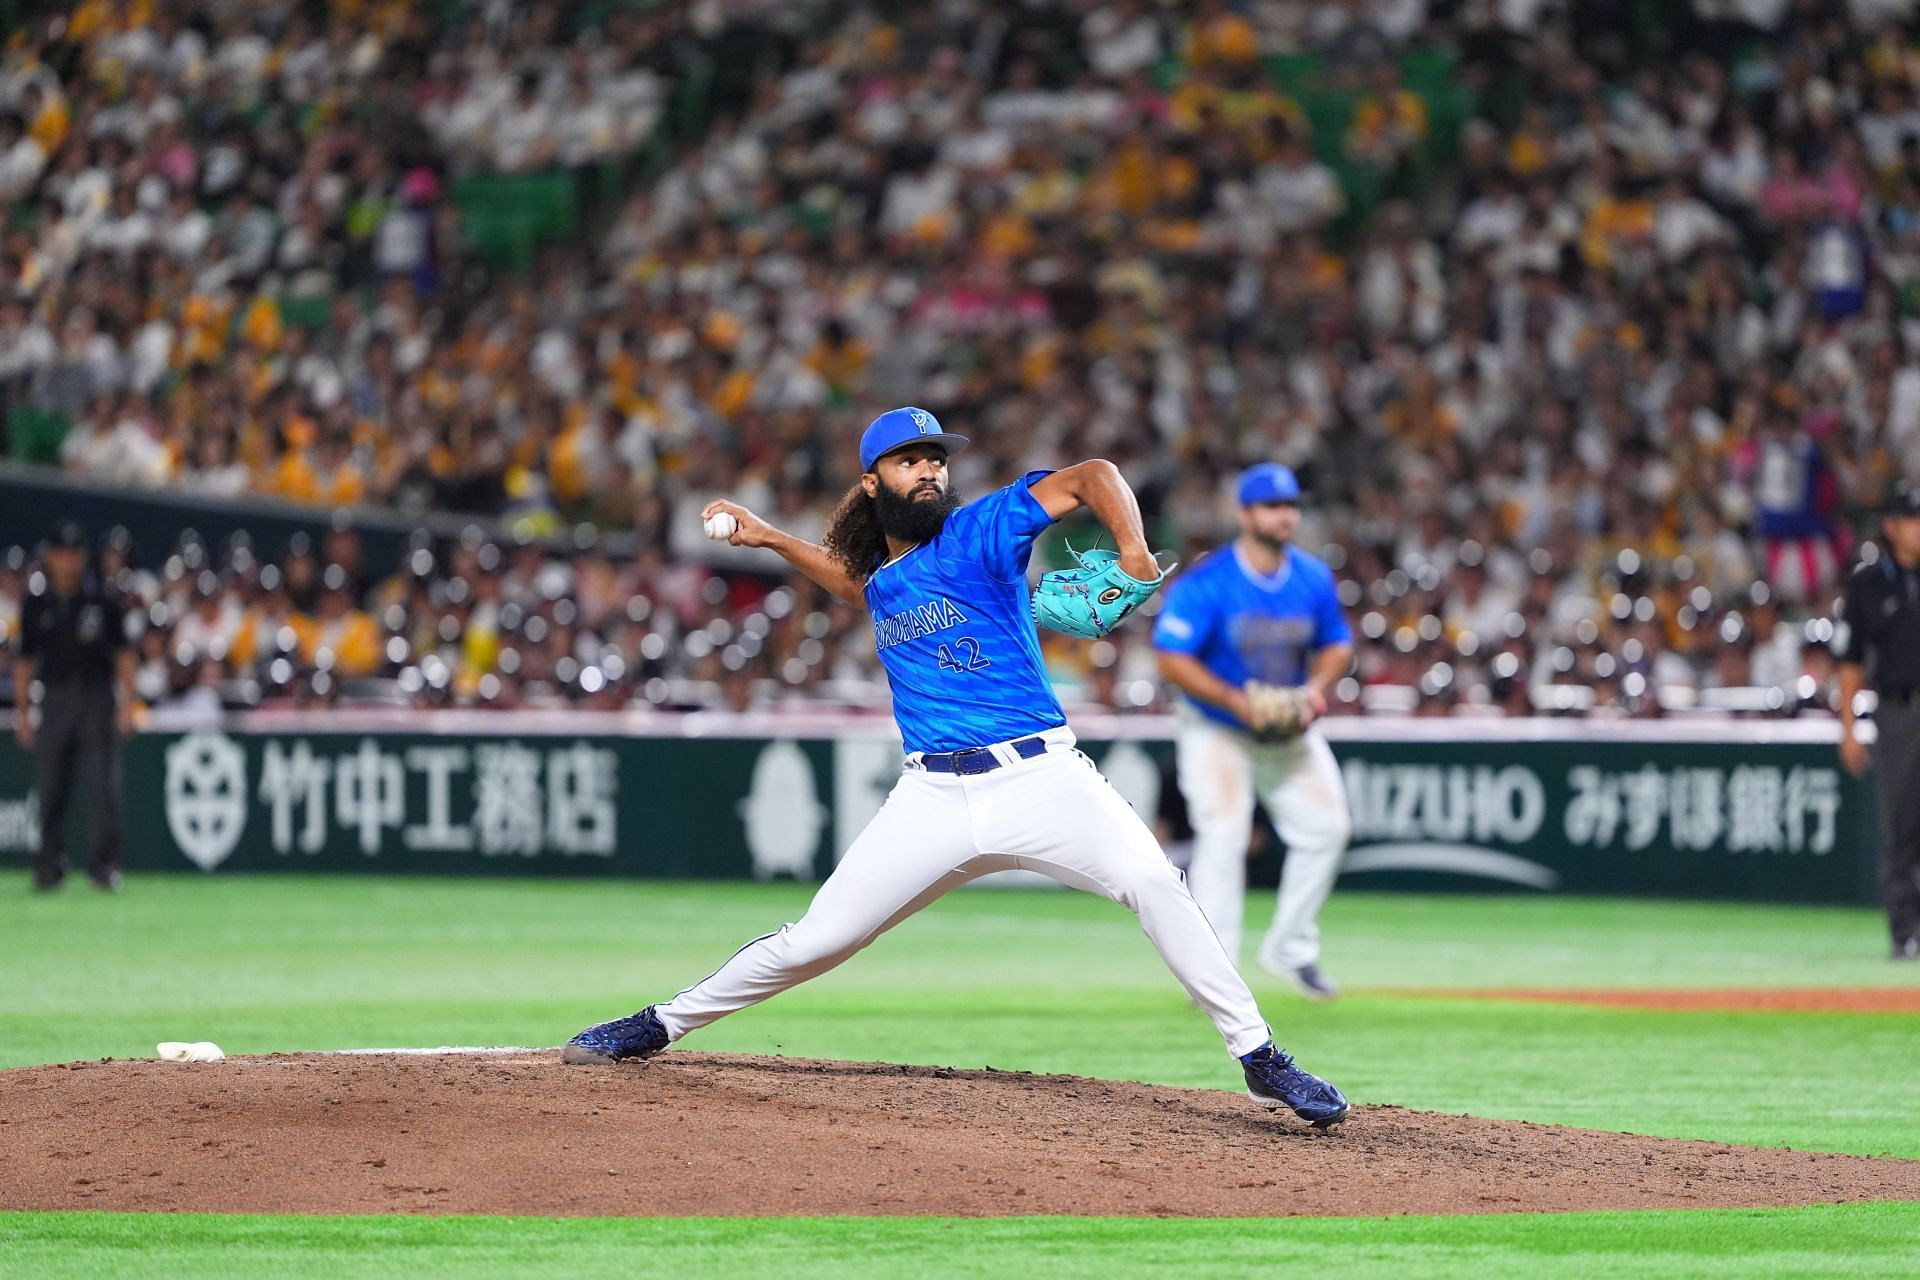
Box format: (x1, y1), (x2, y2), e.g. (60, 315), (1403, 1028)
(1237, 463), (1302, 506)
(859, 406), (970, 471)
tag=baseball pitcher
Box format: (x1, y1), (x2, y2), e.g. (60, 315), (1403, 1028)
(563, 409), (1349, 1126)
(1152, 463), (1355, 1001)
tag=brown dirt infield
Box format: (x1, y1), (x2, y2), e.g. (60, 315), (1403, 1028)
(1381, 988), (1920, 1014)
(4, 1051), (1917, 1218)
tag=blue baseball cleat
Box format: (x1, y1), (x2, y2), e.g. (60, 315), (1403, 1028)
(1285, 963), (1339, 1002)
(562, 1005), (670, 1065)
(1239, 1042), (1350, 1127)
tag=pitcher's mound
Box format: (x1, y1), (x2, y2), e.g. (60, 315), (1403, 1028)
(4, 1052), (1915, 1217)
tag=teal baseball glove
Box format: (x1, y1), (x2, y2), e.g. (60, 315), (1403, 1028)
(1031, 544), (1175, 639)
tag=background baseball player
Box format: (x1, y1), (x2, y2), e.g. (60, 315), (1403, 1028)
(563, 409), (1349, 1126)
(1153, 464), (1355, 1001)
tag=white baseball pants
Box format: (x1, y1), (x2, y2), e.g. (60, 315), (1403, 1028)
(1175, 714), (1351, 969)
(656, 727), (1274, 1058)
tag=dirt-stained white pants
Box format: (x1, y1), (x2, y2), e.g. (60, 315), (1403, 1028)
(1175, 712), (1351, 970)
(657, 727), (1273, 1058)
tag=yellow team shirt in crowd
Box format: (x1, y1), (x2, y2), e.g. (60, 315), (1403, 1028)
(1582, 196), (1655, 268)
(1183, 12), (1259, 67)
(1349, 90), (1429, 156)
(304, 610), (381, 677)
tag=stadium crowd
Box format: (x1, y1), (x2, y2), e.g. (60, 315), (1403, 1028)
(0, 0), (693, 498)
(6, 0), (1920, 718)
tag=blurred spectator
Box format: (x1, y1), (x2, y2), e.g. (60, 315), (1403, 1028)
(5, 0), (1920, 721)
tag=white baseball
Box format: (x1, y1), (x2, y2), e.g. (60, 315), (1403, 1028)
(704, 511), (740, 541)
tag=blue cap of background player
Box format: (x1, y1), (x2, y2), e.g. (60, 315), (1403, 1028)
(1237, 463), (1302, 507)
(859, 406), (970, 471)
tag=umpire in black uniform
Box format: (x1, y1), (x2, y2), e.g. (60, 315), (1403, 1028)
(1837, 482), (1920, 959)
(11, 521), (135, 891)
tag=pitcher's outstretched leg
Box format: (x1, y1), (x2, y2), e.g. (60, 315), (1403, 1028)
(563, 773), (980, 1063)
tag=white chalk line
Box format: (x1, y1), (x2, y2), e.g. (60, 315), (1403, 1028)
(324, 1045), (551, 1056)
(142, 1044), (557, 1065)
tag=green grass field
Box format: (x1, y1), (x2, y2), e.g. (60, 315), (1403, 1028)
(4, 1202), (1918, 1280)
(3, 875), (1918, 1276)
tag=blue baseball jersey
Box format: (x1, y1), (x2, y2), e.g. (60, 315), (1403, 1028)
(863, 470), (1068, 754)
(1152, 543), (1352, 729)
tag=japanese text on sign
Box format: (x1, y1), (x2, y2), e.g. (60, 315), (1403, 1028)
(257, 737), (618, 858)
(1564, 764), (1840, 855)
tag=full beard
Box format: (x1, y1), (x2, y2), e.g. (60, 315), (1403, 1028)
(874, 480), (961, 544)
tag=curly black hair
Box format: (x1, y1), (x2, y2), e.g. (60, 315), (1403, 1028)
(822, 482), (888, 582)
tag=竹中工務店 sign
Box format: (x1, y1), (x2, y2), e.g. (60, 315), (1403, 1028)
(129, 729), (805, 878)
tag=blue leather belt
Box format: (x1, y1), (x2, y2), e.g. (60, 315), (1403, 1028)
(918, 736), (1049, 775)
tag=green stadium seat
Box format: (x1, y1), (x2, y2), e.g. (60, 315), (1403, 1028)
(1299, 89), (1360, 163)
(280, 293), (333, 332)
(8, 405), (72, 465)
(1398, 48), (1456, 95)
(1329, 157), (1385, 239)
(453, 171), (581, 271)
(667, 52), (717, 143)
(1263, 52), (1324, 94)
